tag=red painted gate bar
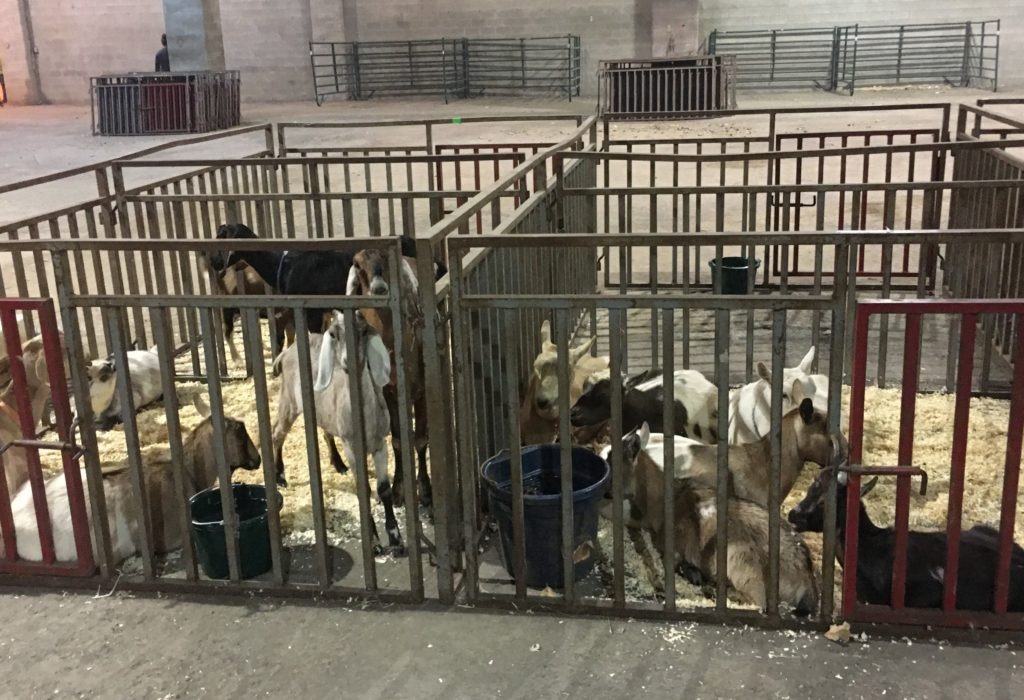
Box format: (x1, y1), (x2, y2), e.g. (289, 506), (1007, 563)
(846, 299), (1024, 630)
(0, 299), (93, 577)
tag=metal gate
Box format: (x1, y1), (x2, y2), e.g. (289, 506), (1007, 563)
(845, 299), (1024, 629)
(0, 299), (93, 577)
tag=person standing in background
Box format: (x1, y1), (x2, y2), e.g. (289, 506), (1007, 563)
(0, 53), (7, 106)
(155, 34), (170, 72)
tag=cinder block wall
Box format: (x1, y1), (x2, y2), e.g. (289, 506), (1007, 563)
(698, 1), (1022, 87)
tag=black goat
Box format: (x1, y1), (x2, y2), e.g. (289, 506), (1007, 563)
(569, 368), (719, 443)
(788, 467), (1024, 611)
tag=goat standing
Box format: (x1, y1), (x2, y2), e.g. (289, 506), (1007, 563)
(272, 311), (403, 556)
(346, 245), (432, 510)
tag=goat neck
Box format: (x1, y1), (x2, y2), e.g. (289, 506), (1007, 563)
(230, 250), (284, 289)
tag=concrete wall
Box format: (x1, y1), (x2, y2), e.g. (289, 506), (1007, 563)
(698, 1), (1023, 87)
(28, 0), (166, 103)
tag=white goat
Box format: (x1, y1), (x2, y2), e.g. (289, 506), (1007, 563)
(727, 346), (829, 445)
(8, 395), (260, 563)
(87, 344), (164, 430)
(271, 311), (402, 555)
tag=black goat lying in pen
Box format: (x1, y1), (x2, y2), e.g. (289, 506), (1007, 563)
(788, 467), (1024, 611)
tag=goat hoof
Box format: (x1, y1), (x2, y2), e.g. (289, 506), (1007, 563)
(276, 473), (288, 488)
(331, 458), (349, 475)
(388, 544), (408, 558)
(372, 543), (385, 557)
(418, 504), (434, 523)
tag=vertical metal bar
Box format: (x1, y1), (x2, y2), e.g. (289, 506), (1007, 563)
(555, 308), (575, 604)
(843, 296), (871, 620)
(53, 252), (113, 577)
(767, 309), (785, 618)
(994, 316), (1024, 613)
(715, 308), (730, 612)
(150, 308), (198, 581)
(502, 312), (527, 600)
(340, 307), (376, 592)
(105, 306), (157, 578)
(942, 312), (976, 611)
(661, 308), (676, 613)
(609, 307), (626, 608)
(198, 308), (243, 583)
(240, 308), (285, 586)
(890, 312), (922, 610)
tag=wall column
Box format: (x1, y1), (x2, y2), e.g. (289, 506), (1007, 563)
(162, 0), (225, 71)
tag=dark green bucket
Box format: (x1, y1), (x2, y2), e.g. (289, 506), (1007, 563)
(189, 484), (278, 580)
(709, 256), (761, 295)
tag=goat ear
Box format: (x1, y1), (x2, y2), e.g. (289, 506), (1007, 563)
(569, 336), (597, 365)
(792, 378), (808, 405)
(799, 397), (814, 424)
(314, 330), (336, 392)
(346, 264), (361, 296)
(193, 394), (212, 418)
(756, 362), (770, 382)
(539, 320), (551, 347)
(860, 476), (879, 497)
(638, 421), (651, 450)
(366, 335), (392, 388)
(621, 428), (641, 462)
(836, 469), (849, 486)
(799, 346), (815, 372)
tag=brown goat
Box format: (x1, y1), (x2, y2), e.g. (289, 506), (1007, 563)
(347, 246), (432, 509)
(620, 423), (819, 616)
(519, 320), (610, 446)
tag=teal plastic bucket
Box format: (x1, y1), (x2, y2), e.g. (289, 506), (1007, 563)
(709, 256), (760, 295)
(190, 484), (278, 580)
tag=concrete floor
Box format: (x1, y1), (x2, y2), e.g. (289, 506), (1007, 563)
(0, 588), (1021, 700)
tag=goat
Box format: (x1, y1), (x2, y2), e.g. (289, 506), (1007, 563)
(0, 334), (69, 498)
(619, 422), (819, 615)
(202, 234), (296, 368)
(520, 320), (610, 446)
(272, 310), (403, 555)
(788, 467), (1024, 611)
(8, 394), (260, 562)
(86, 344), (163, 431)
(570, 367), (719, 443)
(213, 223), (353, 336)
(728, 346), (829, 445)
(346, 244), (433, 509)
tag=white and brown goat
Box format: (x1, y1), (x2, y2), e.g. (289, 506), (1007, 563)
(8, 394), (260, 563)
(346, 244), (434, 510)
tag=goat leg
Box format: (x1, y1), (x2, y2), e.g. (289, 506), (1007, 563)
(374, 446), (406, 557)
(416, 443), (432, 514)
(325, 434), (348, 475)
(273, 446), (288, 487)
(223, 307), (241, 363)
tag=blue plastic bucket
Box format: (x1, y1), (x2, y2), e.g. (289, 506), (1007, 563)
(481, 445), (610, 589)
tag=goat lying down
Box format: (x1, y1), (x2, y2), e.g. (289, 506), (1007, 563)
(789, 466), (1024, 612)
(272, 310), (404, 556)
(86, 344), (164, 431)
(618, 423), (819, 615)
(728, 346), (829, 445)
(7, 395), (260, 563)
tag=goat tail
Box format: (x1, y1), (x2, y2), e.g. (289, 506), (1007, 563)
(271, 349), (286, 375)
